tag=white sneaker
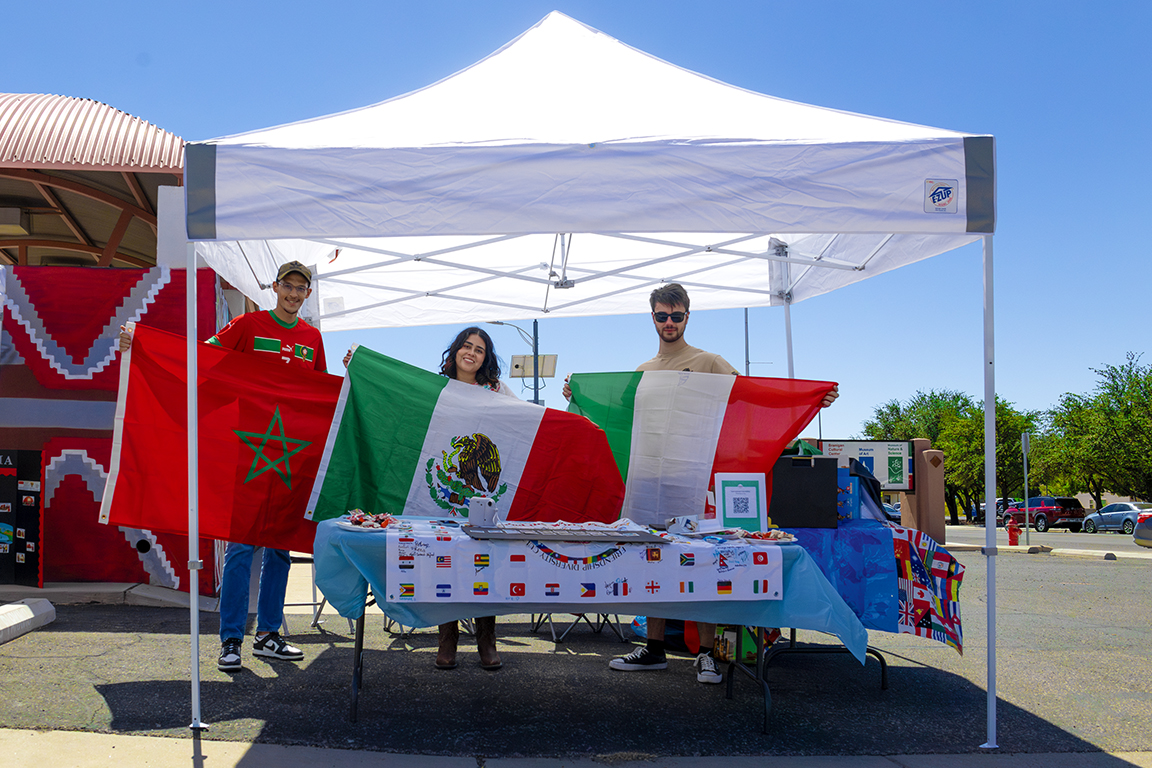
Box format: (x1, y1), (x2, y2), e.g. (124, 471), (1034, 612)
(218, 638), (242, 672)
(694, 651), (722, 684)
(252, 632), (304, 661)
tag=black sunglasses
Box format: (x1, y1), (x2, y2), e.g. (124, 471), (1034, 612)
(653, 311), (687, 323)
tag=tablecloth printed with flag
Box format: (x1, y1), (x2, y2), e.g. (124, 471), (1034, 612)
(381, 517), (782, 605)
(891, 525), (965, 654)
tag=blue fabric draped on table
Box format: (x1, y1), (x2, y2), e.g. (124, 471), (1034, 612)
(313, 517), (870, 663)
(784, 519), (900, 633)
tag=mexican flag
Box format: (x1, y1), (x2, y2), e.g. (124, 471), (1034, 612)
(307, 347), (624, 525)
(99, 325), (343, 553)
(567, 371), (835, 526)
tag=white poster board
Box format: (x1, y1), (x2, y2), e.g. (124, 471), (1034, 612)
(818, 441), (913, 491)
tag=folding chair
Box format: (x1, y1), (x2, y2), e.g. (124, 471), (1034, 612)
(531, 612), (628, 643)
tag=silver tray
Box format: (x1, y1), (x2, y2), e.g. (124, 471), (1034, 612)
(461, 524), (666, 544)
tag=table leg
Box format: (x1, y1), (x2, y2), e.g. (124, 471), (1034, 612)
(349, 613), (366, 723)
(764, 629), (889, 691)
(868, 646), (889, 690)
(724, 625), (772, 733)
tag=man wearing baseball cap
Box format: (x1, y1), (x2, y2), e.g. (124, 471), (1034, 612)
(123, 260), (327, 672)
(210, 260), (327, 671)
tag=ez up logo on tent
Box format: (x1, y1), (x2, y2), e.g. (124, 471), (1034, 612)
(925, 179), (958, 214)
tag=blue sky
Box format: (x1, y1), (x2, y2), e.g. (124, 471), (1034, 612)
(8, 1), (1150, 438)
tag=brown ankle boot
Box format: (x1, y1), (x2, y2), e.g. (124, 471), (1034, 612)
(475, 615), (502, 670)
(435, 621), (459, 669)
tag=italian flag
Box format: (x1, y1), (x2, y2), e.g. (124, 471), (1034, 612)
(567, 371), (835, 526)
(307, 347), (624, 524)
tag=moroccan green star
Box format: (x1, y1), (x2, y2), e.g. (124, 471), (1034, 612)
(234, 406), (311, 487)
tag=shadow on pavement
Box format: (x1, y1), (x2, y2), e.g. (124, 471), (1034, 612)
(6, 553), (1150, 764)
(72, 616), (1118, 759)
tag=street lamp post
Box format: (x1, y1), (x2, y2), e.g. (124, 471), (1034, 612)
(488, 320), (542, 405)
(532, 319), (540, 405)
(1021, 432), (1031, 547)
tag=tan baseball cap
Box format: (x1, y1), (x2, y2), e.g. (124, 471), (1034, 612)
(276, 261), (312, 285)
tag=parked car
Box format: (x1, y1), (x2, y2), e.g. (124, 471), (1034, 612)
(1003, 496), (1086, 532)
(1083, 502), (1152, 534)
(975, 498), (1021, 525)
(994, 499), (1023, 526)
(882, 504), (901, 523)
(1134, 511), (1152, 549)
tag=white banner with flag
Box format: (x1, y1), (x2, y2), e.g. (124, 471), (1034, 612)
(381, 518), (782, 604)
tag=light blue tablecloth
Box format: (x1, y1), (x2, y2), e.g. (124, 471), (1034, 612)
(314, 518), (870, 663)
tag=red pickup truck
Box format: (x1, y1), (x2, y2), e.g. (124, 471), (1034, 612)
(1003, 496), (1086, 532)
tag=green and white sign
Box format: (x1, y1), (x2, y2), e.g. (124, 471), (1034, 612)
(715, 473), (768, 532)
(818, 441), (913, 491)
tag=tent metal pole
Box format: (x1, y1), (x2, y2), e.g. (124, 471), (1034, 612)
(186, 241), (206, 731)
(532, 319), (540, 405)
(980, 234), (998, 750)
(783, 295), (795, 378)
(744, 308), (750, 376)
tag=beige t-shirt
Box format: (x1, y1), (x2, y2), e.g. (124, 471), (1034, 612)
(635, 344), (738, 375)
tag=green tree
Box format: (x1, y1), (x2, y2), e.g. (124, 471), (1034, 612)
(863, 391), (1040, 524)
(1063, 354), (1152, 501)
(1039, 397), (1110, 507)
(861, 389), (973, 524)
(935, 397), (1039, 511)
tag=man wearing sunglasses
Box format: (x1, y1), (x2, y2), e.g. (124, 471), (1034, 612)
(636, 283), (738, 376)
(121, 261), (328, 673)
(616, 283), (736, 682)
(565, 283), (837, 684)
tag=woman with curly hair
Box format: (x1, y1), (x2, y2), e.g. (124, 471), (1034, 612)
(435, 326), (515, 670)
(438, 326), (517, 397)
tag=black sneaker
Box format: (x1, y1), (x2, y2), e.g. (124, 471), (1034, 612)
(218, 638), (242, 672)
(252, 632), (304, 661)
(609, 646), (668, 671)
(694, 651), (722, 684)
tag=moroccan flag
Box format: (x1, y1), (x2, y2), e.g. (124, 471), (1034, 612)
(307, 346), (624, 524)
(567, 371), (834, 526)
(99, 325), (342, 552)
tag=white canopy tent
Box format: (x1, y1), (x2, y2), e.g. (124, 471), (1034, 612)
(178, 12), (999, 745)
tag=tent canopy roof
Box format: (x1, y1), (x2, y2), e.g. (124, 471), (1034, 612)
(186, 11), (992, 331)
(212, 12), (965, 150)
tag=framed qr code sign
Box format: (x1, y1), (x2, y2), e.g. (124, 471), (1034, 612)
(715, 473), (767, 532)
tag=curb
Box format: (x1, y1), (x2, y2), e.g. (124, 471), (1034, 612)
(0, 598), (55, 644)
(945, 543), (1152, 561)
(0, 582), (219, 610)
(2, 729), (1152, 768)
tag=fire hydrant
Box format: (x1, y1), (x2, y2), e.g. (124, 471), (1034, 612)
(1006, 517), (1021, 546)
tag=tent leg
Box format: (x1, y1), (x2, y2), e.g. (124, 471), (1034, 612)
(783, 295), (794, 379)
(186, 241), (208, 731)
(980, 234), (998, 750)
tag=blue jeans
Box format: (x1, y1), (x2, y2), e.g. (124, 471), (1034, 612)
(218, 542), (291, 642)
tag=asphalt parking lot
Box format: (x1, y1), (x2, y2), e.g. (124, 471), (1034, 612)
(1, 550), (1149, 759)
